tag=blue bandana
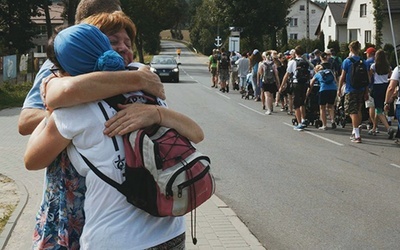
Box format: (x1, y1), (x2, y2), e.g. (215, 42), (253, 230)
(54, 24), (125, 76)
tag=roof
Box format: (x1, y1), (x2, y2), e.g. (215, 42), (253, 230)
(290, 0), (324, 11)
(344, 0), (400, 18)
(329, 3), (347, 25)
(315, 3), (347, 35)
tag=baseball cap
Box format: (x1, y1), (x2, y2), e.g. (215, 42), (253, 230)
(252, 49), (259, 55)
(365, 47), (376, 54)
(324, 49), (332, 54)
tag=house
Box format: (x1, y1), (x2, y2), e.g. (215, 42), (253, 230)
(342, 0), (400, 49)
(315, 3), (347, 49)
(287, 0), (324, 41)
(31, 3), (66, 54)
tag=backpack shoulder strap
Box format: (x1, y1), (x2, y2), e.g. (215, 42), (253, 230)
(80, 153), (124, 190)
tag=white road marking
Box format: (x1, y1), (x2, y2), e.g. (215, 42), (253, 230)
(217, 92), (231, 99)
(283, 122), (344, 146)
(390, 163), (400, 169)
(238, 103), (265, 115)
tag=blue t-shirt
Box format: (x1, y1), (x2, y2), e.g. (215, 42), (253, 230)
(315, 71), (337, 92)
(22, 59), (53, 110)
(342, 55), (367, 93)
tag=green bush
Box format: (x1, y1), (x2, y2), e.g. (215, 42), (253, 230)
(0, 82), (32, 110)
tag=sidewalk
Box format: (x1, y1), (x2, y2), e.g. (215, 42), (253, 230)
(0, 107), (264, 250)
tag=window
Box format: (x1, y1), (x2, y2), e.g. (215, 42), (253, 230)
(290, 18), (298, 27)
(328, 16), (332, 27)
(360, 4), (367, 17)
(311, 9), (316, 14)
(289, 34), (298, 40)
(328, 35), (332, 41)
(365, 30), (372, 43)
(36, 45), (45, 53)
(300, 5), (305, 11)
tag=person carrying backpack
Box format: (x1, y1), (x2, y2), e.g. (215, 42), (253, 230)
(258, 51), (280, 115)
(307, 65), (337, 130)
(281, 45), (311, 131)
(217, 49), (231, 93)
(337, 41), (369, 143)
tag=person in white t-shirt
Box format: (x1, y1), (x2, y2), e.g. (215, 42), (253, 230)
(385, 66), (400, 142)
(24, 24), (204, 250)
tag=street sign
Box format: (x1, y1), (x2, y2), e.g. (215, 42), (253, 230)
(214, 36), (222, 47)
(229, 37), (240, 52)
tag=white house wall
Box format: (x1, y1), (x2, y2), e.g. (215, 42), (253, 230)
(287, 0), (324, 41)
(346, 0), (375, 45)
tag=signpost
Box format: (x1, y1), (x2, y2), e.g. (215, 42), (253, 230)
(214, 36), (222, 48)
(229, 37), (240, 52)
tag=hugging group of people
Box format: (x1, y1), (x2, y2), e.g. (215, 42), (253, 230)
(19, 0), (204, 249)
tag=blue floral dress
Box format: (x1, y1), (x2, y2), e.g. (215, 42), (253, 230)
(32, 150), (86, 250)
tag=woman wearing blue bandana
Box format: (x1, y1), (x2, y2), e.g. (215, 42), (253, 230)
(24, 24), (203, 249)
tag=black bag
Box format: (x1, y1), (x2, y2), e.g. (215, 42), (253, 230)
(263, 61), (275, 84)
(349, 57), (369, 89)
(319, 69), (335, 85)
(219, 53), (230, 70)
(295, 58), (310, 84)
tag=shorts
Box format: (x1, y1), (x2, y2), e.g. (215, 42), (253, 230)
(319, 90), (336, 105)
(262, 82), (278, 94)
(344, 91), (364, 115)
(371, 83), (389, 109)
(219, 69), (229, 82)
(292, 83), (307, 109)
(211, 67), (217, 77)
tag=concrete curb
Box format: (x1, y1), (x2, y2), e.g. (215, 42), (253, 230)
(210, 196), (265, 249)
(0, 179), (29, 250)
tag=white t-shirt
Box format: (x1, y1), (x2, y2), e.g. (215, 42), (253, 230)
(235, 57), (250, 77)
(53, 94), (184, 250)
(370, 63), (390, 84)
(390, 66), (400, 104)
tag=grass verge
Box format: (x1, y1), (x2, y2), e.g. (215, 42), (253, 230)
(0, 82), (32, 110)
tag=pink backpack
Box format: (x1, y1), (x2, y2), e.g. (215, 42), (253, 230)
(80, 93), (215, 244)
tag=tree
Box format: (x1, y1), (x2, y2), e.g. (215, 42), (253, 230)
(189, 0), (292, 54)
(120, 0), (188, 62)
(0, 0), (43, 54)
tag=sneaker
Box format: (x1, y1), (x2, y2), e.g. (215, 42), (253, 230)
(351, 137), (362, 143)
(388, 128), (395, 139)
(350, 133), (355, 140)
(375, 128), (379, 134)
(287, 111), (293, 115)
(318, 126), (327, 130)
(367, 122), (373, 130)
(280, 108), (285, 112)
(368, 129), (376, 136)
(265, 110), (272, 115)
(331, 122), (337, 129)
(294, 124), (305, 131)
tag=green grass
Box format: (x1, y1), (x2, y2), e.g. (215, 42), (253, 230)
(0, 204), (15, 234)
(0, 82), (32, 110)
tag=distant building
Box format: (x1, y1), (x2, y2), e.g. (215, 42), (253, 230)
(315, 3), (347, 49)
(287, 0), (324, 41)
(31, 3), (65, 54)
(342, 0), (400, 48)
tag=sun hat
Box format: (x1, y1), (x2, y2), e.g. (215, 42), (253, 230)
(54, 24), (125, 76)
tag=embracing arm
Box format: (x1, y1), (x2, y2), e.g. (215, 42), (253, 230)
(103, 103), (204, 144)
(24, 115), (71, 170)
(18, 109), (46, 135)
(45, 66), (165, 109)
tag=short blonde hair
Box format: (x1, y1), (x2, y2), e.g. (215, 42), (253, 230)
(314, 64), (323, 72)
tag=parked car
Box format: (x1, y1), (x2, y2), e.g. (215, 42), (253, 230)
(150, 55), (179, 82)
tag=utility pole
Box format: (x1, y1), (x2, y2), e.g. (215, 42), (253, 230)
(306, 0), (310, 52)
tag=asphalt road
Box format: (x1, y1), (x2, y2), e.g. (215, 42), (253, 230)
(161, 40), (400, 249)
